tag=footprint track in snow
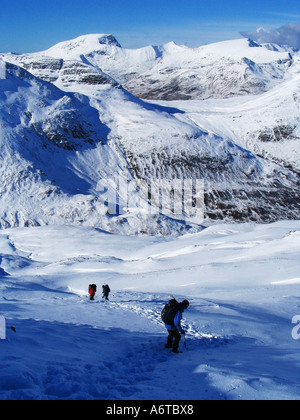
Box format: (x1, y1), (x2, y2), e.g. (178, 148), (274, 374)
(108, 291), (228, 349)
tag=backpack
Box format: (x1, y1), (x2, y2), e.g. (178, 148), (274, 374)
(105, 285), (110, 293)
(89, 284), (97, 294)
(161, 299), (180, 325)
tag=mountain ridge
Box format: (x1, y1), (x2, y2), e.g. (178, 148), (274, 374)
(3, 35), (294, 99)
(0, 35), (299, 234)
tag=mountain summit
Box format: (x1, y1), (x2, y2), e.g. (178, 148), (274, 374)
(44, 34), (122, 58)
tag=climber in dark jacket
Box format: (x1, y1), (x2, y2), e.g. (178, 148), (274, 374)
(102, 284), (111, 300)
(165, 300), (189, 353)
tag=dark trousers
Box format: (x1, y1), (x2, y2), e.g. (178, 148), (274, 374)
(167, 329), (181, 350)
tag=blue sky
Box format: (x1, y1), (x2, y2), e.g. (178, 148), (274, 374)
(0, 0), (299, 52)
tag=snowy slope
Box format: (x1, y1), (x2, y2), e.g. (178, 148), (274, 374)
(124, 39), (294, 100)
(45, 34), (162, 85)
(0, 35), (299, 231)
(1, 33), (158, 89)
(0, 61), (123, 229)
(45, 34), (122, 57)
(2, 62), (214, 235)
(154, 68), (300, 172)
(0, 58), (299, 230)
(0, 221), (299, 400)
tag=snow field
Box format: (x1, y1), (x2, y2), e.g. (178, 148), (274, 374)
(0, 221), (299, 400)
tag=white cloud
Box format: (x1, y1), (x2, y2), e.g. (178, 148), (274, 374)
(241, 22), (300, 49)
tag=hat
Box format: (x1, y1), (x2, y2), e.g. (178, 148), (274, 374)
(182, 300), (190, 309)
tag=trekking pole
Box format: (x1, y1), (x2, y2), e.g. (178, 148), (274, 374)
(184, 334), (187, 349)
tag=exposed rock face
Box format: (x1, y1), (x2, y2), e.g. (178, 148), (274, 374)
(124, 55), (293, 100)
(123, 142), (300, 224)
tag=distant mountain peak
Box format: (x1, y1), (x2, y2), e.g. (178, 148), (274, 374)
(44, 34), (122, 58)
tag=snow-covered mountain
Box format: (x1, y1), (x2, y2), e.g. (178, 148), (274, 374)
(4, 35), (295, 100)
(2, 34), (299, 170)
(0, 34), (299, 233)
(0, 62), (117, 227)
(123, 39), (295, 100)
(162, 71), (300, 172)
